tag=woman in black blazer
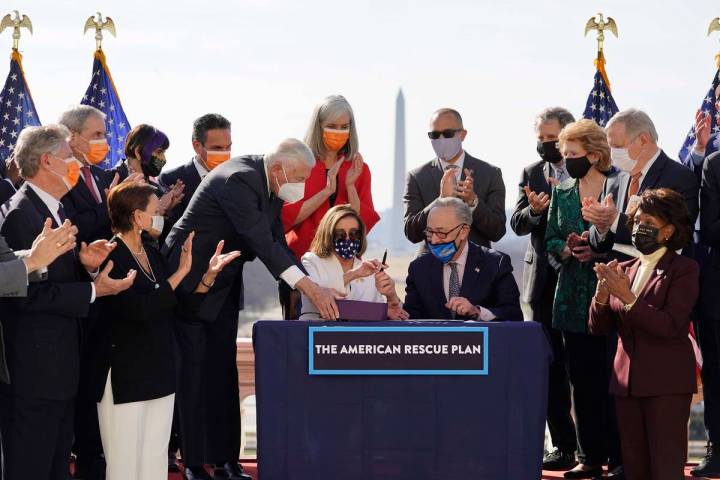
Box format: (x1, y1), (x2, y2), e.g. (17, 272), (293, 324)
(95, 182), (239, 480)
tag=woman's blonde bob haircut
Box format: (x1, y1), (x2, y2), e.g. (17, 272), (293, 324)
(304, 95), (359, 159)
(309, 204), (367, 259)
(558, 119), (612, 173)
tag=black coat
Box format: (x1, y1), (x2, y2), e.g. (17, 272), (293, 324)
(158, 158), (203, 232)
(62, 164), (115, 243)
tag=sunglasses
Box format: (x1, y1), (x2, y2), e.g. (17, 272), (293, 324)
(333, 229), (361, 242)
(427, 129), (461, 140)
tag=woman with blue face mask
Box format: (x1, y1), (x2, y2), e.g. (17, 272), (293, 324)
(544, 119), (621, 479)
(299, 204), (407, 320)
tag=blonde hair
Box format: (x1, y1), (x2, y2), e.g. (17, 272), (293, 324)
(309, 204), (367, 258)
(304, 95), (359, 159)
(558, 119), (612, 172)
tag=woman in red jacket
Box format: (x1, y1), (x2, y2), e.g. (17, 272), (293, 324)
(589, 188), (699, 480)
(282, 95), (379, 259)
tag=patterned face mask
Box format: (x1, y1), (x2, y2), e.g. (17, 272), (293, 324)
(334, 238), (361, 260)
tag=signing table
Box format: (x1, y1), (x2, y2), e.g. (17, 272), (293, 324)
(252, 320), (551, 480)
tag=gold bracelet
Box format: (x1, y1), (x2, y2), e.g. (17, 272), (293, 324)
(594, 297), (609, 306)
(201, 276), (215, 289)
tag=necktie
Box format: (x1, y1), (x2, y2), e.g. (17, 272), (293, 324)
(626, 170), (642, 209)
(448, 261), (461, 319)
(57, 203), (67, 223)
(81, 166), (101, 204)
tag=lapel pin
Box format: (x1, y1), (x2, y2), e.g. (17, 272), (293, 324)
(474, 267), (480, 273)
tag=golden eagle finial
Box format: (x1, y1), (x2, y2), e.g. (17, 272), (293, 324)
(84, 12), (116, 51)
(0, 10), (33, 51)
(584, 13), (618, 56)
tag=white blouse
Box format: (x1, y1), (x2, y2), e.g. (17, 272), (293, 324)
(300, 252), (385, 319)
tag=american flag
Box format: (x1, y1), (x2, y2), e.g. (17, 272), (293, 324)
(582, 53), (619, 127)
(80, 50), (130, 169)
(0, 51), (41, 161)
(678, 70), (720, 161)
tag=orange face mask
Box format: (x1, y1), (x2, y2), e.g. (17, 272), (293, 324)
(206, 150), (231, 170)
(49, 155), (80, 191)
(322, 128), (350, 152)
(83, 138), (110, 165)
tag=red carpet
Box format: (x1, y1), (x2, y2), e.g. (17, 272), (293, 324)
(541, 464), (704, 479)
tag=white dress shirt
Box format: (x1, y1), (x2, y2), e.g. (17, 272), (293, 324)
(193, 157), (209, 179)
(299, 252), (385, 318)
(442, 241), (495, 321)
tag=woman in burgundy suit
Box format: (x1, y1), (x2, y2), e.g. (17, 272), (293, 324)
(589, 188), (699, 480)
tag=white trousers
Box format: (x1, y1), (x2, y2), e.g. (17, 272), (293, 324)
(97, 371), (175, 480)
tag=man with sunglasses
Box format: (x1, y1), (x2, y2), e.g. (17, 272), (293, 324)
(403, 108), (506, 250)
(404, 197), (521, 321)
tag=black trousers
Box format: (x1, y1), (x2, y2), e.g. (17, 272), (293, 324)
(176, 296), (241, 466)
(563, 331), (622, 467)
(529, 269), (577, 453)
(697, 310), (720, 443)
(0, 392), (74, 480)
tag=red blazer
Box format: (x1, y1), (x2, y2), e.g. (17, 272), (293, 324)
(282, 158), (380, 259)
(588, 250), (699, 397)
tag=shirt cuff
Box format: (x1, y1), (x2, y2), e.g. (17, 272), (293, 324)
(609, 212), (621, 234)
(90, 282), (96, 303)
(476, 306), (496, 322)
(691, 148), (705, 166)
(23, 259), (29, 286)
(280, 265), (305, 290)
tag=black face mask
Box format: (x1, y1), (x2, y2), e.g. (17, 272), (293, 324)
(536, 141), (563, 164)
(142, 155), (166, 178)
(565, 156), (593, 179)
(632, 223), (664, 255)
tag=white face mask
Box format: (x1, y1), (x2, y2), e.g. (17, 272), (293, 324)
(610, 147), (636, 173)
(150, 215), (164, 233)
(275, 165), (305, 203)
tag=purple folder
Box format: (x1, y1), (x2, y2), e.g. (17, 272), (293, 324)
(336, 299), (388, 321)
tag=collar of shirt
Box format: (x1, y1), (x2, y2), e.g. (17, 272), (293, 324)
(637, 148), (662, 183)
(26, 181), (63, 225)
(193, 156), (209, 179)
(439, 151), (466, 178)
(550, 160), (568, 180)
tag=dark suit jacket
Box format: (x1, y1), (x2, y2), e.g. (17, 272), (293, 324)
(163, 155), (300, 322)
(404, 241), (523, 320)
(700, 151), (720, 320)
(588, 250), (698, 397)
(62, 164), (114, 243)
(0, 184), (92, 399)
(403, 153), (506, 248)
(510, 160), (555, 304)
(589, 151), (699, 254)
(157, 158), (203, 234)
(0, 178), (16, 206)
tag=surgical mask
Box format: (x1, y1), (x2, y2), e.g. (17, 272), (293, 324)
(49, 155), (80, 191)
(565, 156), (593, 179)
(205, 150), (231, 170)
(84, 138), (110, 165)
(275, 165), (305, 203)
(632, 223), (664, 256)
(536, 141), (563, 164)
(334, 238), (360, 260)
(142, 155), (166, 178)
(322, 128), (350, 152)
(150, 215), (164, 233)
(611, 147), (635, 173)
(431, 136), (462, 161)
(427, 238), (459, 264)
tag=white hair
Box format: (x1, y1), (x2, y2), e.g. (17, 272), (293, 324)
(14, 124), (70, 178)
(430, 197), (472, 225)
(606, 108), (659, 143)
(264, 138), (315, 169)
(57, 105), (106, 134)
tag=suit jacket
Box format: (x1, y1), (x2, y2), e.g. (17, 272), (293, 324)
(510, 160), (555, 304)
(0, 178), (16, 206)
(157, 158), (203, 234)
(0, 235), (28, 298)
(403, 153), (506, 248)
(589, 151), (699, 254)
(700, 151), (720, 320)
(62, 164), (114, 243)
(404, 241), (523, 321)
(588, 250), (698, 397)
(163, 155), (300, 322)
(0, 184), (92, 398)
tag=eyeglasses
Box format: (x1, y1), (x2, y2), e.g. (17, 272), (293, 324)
(424, 223), (465, 240)
(427, 129), (461, 140)
(333, 228), (361, 242)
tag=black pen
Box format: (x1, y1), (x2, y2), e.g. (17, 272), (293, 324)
(380, 249), (387, 272)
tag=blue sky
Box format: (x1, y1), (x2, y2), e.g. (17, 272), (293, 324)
(4, 0), (720, 208)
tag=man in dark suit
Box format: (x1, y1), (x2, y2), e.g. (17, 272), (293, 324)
(0, 153), (22, 206)
(404, 108), (506, 249)
(163, 138), (342, 480)
(511, 107), (578, 470)
(404, 197), (521, 321)
(0, 124), (134, 480)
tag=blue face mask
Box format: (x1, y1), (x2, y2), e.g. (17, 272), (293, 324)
(427, 239), (459, 264)
(334, 238), (361, 260)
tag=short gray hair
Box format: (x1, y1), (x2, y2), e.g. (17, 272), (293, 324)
(264, 138), (316, 169)
(304, 95), (358, 159)
(534, 107), (575, 130)
(57, 105), (106, 134)
(606, 108), (659, 143)
(430, 197), (472, 225)
(432, 108), (463, 128)
(14, 124), (70, 178)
